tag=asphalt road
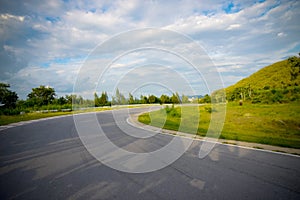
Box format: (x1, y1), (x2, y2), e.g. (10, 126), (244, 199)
(0, 107), (299, 199)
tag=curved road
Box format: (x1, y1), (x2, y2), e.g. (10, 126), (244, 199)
(0, 107), (299, 199)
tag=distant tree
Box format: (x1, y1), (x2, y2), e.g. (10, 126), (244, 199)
(0, 83), (18, 108)
(199, 94), (211, 103)
(94, 92), (101, 107)
(160, 94), (170, 104)
(111, 96), (116, 105)
(181, 94), (189, 103)
(94, 92), (108, 107)
(140, 95), (148, 104)
(128, 93), (135, 104)
(27, 85), (55, 106)
(57, 96), (67, 105)
(113, 88), (127, 105)
(171, 93), (180, 104)
(148, 95), (157, 104)
(99, 92), (108, 105)
(115, 88), (121, 104)
(77, 96), (84, 105)
(288, 54), (300, 81)
(65, 94), (77, 104)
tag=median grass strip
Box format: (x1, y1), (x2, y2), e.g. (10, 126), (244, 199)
(138, 103), (300, 148)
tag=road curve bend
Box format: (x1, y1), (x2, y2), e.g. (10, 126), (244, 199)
(0, 107), (299, 199)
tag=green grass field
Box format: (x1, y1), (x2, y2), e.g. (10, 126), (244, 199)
(0, 104), (154, 126)
(0, 107), (114, 126)
(138, 103), (300, 148)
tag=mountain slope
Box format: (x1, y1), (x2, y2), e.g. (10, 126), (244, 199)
(220, 56), (300, 103)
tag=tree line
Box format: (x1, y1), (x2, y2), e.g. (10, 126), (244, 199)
(0, 84), (210, 115)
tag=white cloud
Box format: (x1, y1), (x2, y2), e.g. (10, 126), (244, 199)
(217, 65), (241, 73)
(277, 32), (286, 37)
(0, 0), (299, 98)
(0, 13), (24, 21)
(226, 23), (241, 30)
(10, 63), (81, 98)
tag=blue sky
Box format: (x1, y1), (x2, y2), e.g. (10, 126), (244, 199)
(0, 0), (299, 99)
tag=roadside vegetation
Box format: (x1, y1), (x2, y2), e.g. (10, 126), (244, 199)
(139, 55), (300, 148)
(0, 83), (183, 125)
(138, 103), (300, 148)
(1, 55), (300, 149)
(0, 107), (115, 126)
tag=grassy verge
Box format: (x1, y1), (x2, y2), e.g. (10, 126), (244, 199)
(0, 104), (157, 126)
(0, 111), (74, 125)
(0, 107), (114, 126)
(138, 103), (300, 148)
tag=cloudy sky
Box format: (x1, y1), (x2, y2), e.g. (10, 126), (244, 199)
(0, 0), (299, 99)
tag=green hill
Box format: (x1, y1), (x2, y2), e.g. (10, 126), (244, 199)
(220, 56), (300, 103)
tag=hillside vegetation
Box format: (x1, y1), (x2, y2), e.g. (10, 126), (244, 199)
(139, 55), (300, 148)
(216, 55), (300, 103)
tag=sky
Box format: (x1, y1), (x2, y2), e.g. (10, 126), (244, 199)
(0, 0), (299, 99)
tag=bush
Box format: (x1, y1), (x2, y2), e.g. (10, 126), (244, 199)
(165, 105), (172, 113)
(282, 89), (289, 94)
(170, 109), (181, 117)
(205, 106), (216, 113)
(294, 87), (300, 93)
(264, 86), (270, 90)
(165, 105), (181, 117)
(252, 97), (261, 104)
(0, 108), (21, 115)
(272, 93), (283, 103)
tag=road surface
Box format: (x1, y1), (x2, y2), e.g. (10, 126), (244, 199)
(0, 107), (299, 199)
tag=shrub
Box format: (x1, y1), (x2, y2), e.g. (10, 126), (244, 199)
(282, 89), (289, 94)
(165, 105), (181, 117)
(263, 86), (270, 90)
(271, 89), (276, 94)
(205, 106), (216, 113)
(0, 108), (21, 115)
(252, 97), (261, 104)
(165, 105), (171, 113)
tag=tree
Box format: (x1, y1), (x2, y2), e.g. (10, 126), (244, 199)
(94, 92), (101, 107)
(99, 92), (108, 105)
(181, 94), (189, 103)
(160, 94), (170, 104)
(148, 95), (157, 104)
(128, 93), (135, 104)
(113, 88), (127, 105)
(94, 92), (108, 107)
(65, 94), (77, 104)
(171, 93), (180, 104)
(288, 54), (300, 81)
(56, 96), (67, 105)
(140, 95), (148, 104)
(0, 83), (18, 108)
(27, 85), (56, 106)
(199, 94), (211, 103)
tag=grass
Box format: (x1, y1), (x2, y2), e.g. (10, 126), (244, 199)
(138, 102), (300, 148)
(0, 107), (114, 125)
(0, 111), (74, 125)
(0, 107), (110, 125)
(0, 104), (156, 126)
